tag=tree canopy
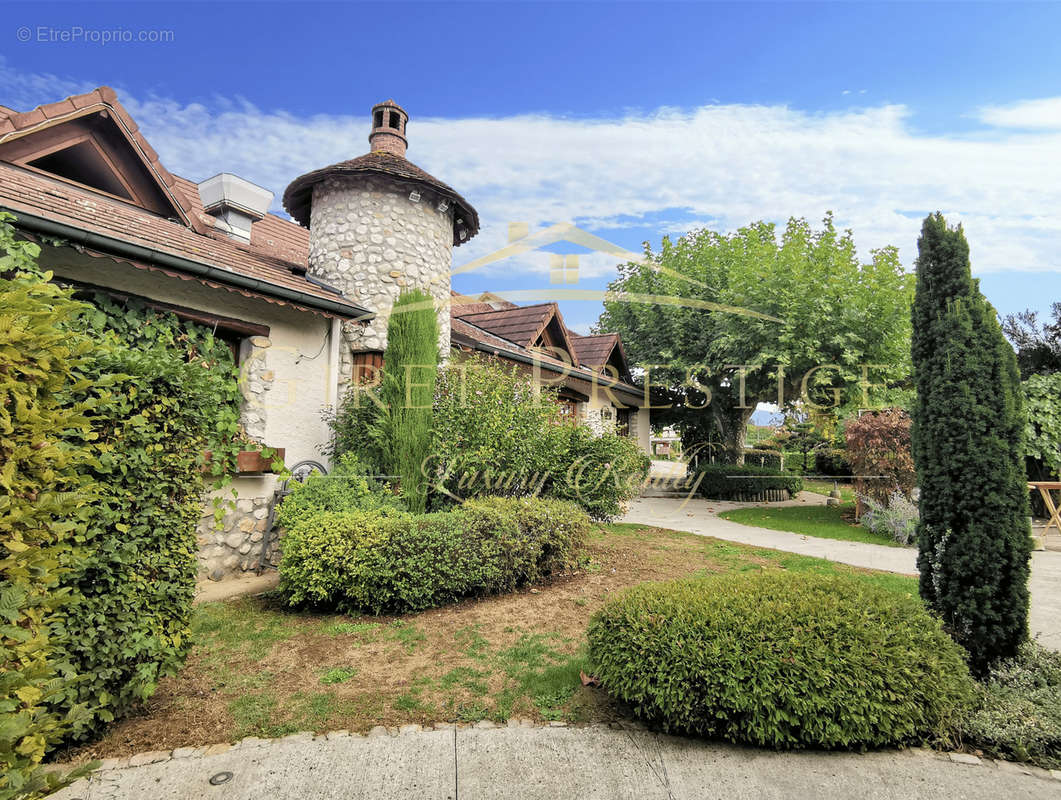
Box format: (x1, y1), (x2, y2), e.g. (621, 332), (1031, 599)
(597, 214), (914, 456)
(1003, 302), (1061, 379)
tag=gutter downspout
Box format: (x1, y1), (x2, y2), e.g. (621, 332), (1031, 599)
(326, 316), (342, 467)
(5, 207), (374, 322)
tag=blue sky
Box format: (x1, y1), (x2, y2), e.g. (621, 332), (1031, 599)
(5, 1), (1061, 333)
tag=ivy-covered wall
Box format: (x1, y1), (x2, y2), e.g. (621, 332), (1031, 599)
(38, 244), (341, 580)
(43, 245), (339, 468)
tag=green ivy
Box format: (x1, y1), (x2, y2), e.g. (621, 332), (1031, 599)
(0, 215), (96, 798)
(49, 345), (213, 740)
(1024, 373), (1061, 480)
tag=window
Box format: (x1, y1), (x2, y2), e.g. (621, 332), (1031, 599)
(352, 350), (384, 386)
(374, 110), (384, 128)
(616, 408), (632, 438)
(387, 111), (402, 130)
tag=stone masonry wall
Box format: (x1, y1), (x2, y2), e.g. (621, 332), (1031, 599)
(307, 175), (454, 390)
(197, 495), (278, 582)
(238, 335), (275, 442)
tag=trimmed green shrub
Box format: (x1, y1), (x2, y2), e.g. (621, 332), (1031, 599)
(275, 453), (406, 531)
(911, 213), (1031, 673)
(279, 496), (589, 613)
(1024, 372), (1061, 481)
(741, 448), (782, 470)
(815, 447), (852, 478)
(0, 225), (96, 799)
(587, 571), (975, 749)
(548, 424), (650, 521)
(694, 463), (802, 501)
(430, 356), (646, 520)
(50, 345), (212, 740)
(376, 290), (439, 513)
(961, 642), (1061, 769)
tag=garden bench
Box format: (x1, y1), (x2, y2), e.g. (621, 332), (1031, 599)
(1028, 482), (1061, 550)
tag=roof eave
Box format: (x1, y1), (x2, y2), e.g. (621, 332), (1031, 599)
(5, 206), (373, 321)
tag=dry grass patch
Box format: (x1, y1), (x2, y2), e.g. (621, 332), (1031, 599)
(58, 524), (916, 762)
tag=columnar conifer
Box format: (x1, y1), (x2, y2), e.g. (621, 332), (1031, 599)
(911, 213), (1031, 673)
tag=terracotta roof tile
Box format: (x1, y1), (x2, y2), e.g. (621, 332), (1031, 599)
(454, 303), (555, 347)
(0, 162), (366, 318)
(451, 315), (644, 402)
(569, 333), (619, 368)
(40, 98), (77, 118)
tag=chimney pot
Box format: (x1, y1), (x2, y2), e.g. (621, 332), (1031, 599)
(369, 100), (408, 157)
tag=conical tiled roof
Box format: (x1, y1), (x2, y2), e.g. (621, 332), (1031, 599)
(282, 150), (479, 246)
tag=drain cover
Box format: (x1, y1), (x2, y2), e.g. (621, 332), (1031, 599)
(209, 771), (234, 786)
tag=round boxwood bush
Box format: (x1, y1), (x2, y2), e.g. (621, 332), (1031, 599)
(587, 571), (974, 749)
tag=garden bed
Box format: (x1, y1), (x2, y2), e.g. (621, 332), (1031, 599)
(55, 524), (916, 763)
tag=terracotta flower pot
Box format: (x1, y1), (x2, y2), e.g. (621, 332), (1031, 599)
(201, 448), (286, 475)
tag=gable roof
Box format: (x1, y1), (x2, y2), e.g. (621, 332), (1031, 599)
(0, 162), (369, 319)
(454, 302), (554, 345)
(0, 87), (368, 320)
(450, 313), (645, 405)
(0, 87), (203, 232)
(569, 333), (620, 369)
(283, 151), (479, 246)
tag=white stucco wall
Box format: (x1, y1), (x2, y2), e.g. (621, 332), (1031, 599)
(578, 390), (652, 455)
(43, 246), (339, 471)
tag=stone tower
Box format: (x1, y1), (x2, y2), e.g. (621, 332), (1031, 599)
(283, 99), (479, 384)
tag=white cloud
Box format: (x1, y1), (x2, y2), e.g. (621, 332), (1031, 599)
(979, 97), (1061, 130)
(4, 59), (1061, 281)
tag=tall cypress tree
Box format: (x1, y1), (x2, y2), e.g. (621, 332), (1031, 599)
(911, 213), (1031, 674)
(377, 289), (439, 513)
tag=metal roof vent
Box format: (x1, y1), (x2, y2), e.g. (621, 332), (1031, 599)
(198, 173), (274, 243)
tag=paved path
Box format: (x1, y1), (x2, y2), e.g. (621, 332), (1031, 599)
(51, 725), (1061, 800)
(623, 495), (1061, 651)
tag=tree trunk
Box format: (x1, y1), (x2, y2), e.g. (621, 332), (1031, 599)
(718, 405), (756, 465)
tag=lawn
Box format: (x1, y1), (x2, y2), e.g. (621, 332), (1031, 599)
(801, 479), (856, 503)
(719, 501), (904, 547)
(60, 524), (918, 762)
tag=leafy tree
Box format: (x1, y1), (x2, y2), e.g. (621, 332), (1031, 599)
(844, 408), (915, 513)
(376, 290), (439, 513)
(598, 214), (913, 460)
(911, 212), (1031, 674)
(1003, 303), (1061, 379)
(779, 418), (826, 472)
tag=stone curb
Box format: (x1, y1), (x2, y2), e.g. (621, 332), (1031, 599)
(69, 724), (1061, 785)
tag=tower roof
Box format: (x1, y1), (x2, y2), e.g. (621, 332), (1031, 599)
(282, 101), (479, 246)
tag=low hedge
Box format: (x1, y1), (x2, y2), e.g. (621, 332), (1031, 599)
(279, 496), (590, 613)
(695, 464), (803, 500)
(815, 448), (852, 478)
(742, 448), (783, 470)
(275, 453), (406, 530)
(587, 571), (974, 749)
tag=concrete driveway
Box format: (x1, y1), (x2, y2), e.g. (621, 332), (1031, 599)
(622, 494), (1061, 651)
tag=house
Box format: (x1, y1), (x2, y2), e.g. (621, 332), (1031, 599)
(0, 88), (651, 580)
